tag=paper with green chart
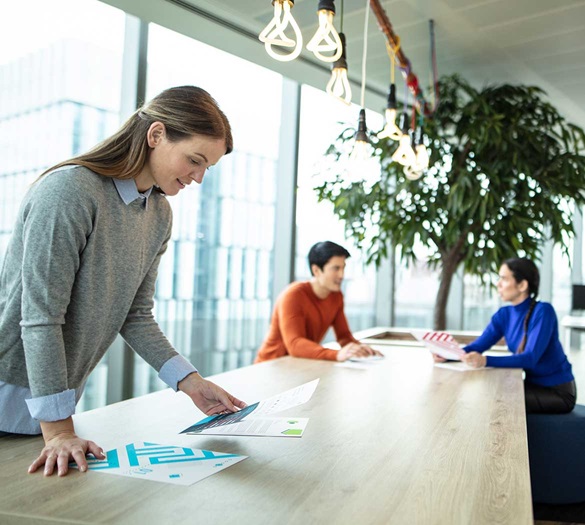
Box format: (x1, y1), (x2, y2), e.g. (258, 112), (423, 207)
(180, 379), (319, 438)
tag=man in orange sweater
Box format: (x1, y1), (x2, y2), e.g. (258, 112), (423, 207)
(255, 241), (381, 363)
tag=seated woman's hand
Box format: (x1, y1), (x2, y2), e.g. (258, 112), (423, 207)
(461, 351), (487, 368)
(29, 432), (104, 477)
(432, 353), (447, 363)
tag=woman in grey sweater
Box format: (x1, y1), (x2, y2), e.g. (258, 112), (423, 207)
(0, 86), (246, 476)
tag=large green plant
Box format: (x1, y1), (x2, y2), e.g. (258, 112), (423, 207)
(315, 74), (585, 329)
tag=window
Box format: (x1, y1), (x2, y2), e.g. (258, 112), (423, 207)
(296, 85), (380, 337)
(393, 247), (438, 329)
(552, 242), (573, 320)
(132, 24), (283, 396)
(0, 0), (125, 411)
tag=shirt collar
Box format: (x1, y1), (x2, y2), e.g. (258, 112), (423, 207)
(113, 178), (153, 208)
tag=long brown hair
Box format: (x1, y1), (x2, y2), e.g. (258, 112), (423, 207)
(37, 86), (232, 183)
(503, 257), (540, 354)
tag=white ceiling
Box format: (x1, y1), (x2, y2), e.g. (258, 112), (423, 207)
(103, 0), (585, 128)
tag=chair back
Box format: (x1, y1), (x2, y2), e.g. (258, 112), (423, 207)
(572, 284), (585, 311)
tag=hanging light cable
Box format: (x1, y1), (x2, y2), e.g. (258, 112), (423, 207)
(403, 21), (436, 179)
(325, 0), (351, 105)
(258, 0), (303, 62)
(306, 0), (343, 63)
(350, 0), (371, 161)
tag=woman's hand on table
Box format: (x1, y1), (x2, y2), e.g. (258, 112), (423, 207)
(30, 418), (105, 477)
(179, 372), (247, 416)
(432, 353), (447, 363)
(461, 351), (487, 368)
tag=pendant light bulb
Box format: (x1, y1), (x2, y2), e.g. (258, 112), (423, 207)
(393, 134), (416, 166)
(414, 143), (429, 170)
(392, 114), (415, 166)
(410, 125), (430, 171)
(402, 126), (428, 179)
(378, 84), (401, 141)
(259, 0), (303, 62)
(350, 109), (371, 161)
(325, 32), (351, 105)
(392, 118), (416, 167)
(403, 164), (424, 180)
(306, 1), (343, 63)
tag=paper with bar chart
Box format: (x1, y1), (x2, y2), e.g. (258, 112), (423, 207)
(411, 330), (467, 361)
(180, 379), (318, 438)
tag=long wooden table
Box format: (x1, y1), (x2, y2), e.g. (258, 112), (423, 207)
(0, 345), (532, 524)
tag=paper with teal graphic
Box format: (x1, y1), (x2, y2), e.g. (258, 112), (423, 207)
(71, 442), (247, 485)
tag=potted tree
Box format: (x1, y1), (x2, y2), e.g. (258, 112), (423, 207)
(315, 74), (585, 329)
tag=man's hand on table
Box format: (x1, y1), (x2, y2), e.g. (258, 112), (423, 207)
(337, 342), (384, 361)
(179, 372), (247, 416)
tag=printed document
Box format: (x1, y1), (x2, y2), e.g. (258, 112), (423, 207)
(71, 441), (246, 486)
(411, 329), (467, 361)
(181, 379), (319, 437)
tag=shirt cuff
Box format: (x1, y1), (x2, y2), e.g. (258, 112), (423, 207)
(159, 354), (198, 391)
(25, 389), (77, 421)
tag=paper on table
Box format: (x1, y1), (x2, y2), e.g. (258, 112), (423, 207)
(70, 441), (247, 486)
(348, 354), (385, 363)
(336, 355), (385, 370)
(335, 361), (378, 370)
(254, 378), (319, 416)
(434, 362), (492, 372)
(411, 329), (467, 361)
(195, 417), (309, 437)
(181, 379), (319, 435)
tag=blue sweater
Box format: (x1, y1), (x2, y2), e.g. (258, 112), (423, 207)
(464, 297), (574, 387)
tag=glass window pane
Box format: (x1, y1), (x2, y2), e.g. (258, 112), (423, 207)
(0, 0), (125, 412)
(138, 23), (282, 395)
(296, 85), (380, 337)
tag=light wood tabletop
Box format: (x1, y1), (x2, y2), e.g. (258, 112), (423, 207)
(0, 345), (532, 525)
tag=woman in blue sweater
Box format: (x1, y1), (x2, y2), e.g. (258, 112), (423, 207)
(460, 258), (576, 413)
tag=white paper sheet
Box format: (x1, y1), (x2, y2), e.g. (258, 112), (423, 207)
(434, 362), (492, 372)
(254, 378), (319, 416)
(71, 441), (247, 485)
(181, 379), (319, 436)
(196, 417), (309, 437)
(348, 355), (385, 363)
(335, 361), (375, 370)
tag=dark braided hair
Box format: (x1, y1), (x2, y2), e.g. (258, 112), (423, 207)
(503, 258), (540, 354)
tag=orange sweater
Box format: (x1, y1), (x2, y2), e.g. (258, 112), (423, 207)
(255, 281), (358, 362)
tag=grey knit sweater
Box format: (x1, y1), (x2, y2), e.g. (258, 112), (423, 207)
(0, 166), (178, 398)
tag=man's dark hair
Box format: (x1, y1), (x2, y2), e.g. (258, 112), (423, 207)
(308, 241), (351, 275)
